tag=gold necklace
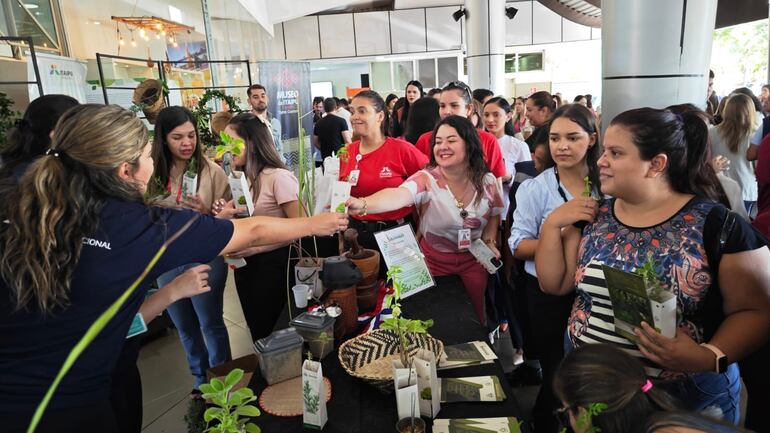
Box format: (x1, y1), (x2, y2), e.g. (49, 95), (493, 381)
(444, 177), (471, 219)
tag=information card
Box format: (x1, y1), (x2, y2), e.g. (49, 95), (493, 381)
(374, 225), (434, 298)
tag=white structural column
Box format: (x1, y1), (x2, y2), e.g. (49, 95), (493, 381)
(601, 0), (718, 125)
(465, 0), (506, 95)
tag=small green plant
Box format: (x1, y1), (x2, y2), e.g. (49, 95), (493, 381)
(302, 378), (320, 414)
(216, 131), (245, 160)
(145, 176), (171, 201)
(634, 253), (665, 298)
(336, 144), (349, 162)
(419, 387), (432, 400)
(200, 368), (261, 433)
(582, 176), (593, 198)
(381, 266), (433, 367)
(186, 157), (198, 177)
(305, 331), (333, 360)
(0, 92), (21, 150)
(238, 196), (247, 205)
(558, 402), (607, 433)
(335, 203), (346, 213)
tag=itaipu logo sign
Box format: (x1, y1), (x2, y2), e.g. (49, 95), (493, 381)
(49, 64), (74, 78)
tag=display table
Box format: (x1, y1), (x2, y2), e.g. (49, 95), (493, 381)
(219, 277), (527, 433)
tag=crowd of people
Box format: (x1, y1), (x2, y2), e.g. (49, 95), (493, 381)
(1, 72), (769, 433)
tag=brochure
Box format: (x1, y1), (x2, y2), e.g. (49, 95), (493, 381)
(439, 376), (506, 403)
(438, 341), (498, 370)
(374, 225), (434, 298)
(601, 265), (676, 342)
(433, 417), (523, 433)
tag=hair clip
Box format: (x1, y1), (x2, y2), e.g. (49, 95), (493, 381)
(641, 379), (653, 393)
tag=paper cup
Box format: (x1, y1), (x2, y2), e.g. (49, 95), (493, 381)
(292, 284), (310, 308)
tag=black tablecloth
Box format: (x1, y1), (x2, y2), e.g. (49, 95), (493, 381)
(248, 276), (527, 433)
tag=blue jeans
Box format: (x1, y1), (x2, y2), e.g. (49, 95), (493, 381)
(157, 256), (231, 388)
(660, 363), (741, 424)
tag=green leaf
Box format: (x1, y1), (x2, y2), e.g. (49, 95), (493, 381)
(235, 405), (261, 417)
(335, 202), (346, 213)
(203, 407), (221, 423)
(245, 423), (261, 433)
(224, 368), (244, 389)
(199, 383), (215, 394)
(210, 378), (225, 392)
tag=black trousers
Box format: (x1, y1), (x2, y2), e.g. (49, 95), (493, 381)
(110, 336), (143, 433)
(234, 245), (293, 341)
(525, 273), (575, 433)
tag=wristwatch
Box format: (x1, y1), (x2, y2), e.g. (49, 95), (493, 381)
(700, 343), (728, 374)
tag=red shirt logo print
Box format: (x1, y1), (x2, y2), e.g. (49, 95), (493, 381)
(379, 166), (393, 178)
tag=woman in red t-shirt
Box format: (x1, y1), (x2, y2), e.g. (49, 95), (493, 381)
(340, 90), (429, 276)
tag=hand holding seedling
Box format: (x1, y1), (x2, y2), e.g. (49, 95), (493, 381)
(634, 322), (715, 373)
(181, 194), (209, 214)
(544, 197), (598, 230)
(212, 199), (248, 220)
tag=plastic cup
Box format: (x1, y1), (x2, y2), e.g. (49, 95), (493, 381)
(292, 284), (310, 308)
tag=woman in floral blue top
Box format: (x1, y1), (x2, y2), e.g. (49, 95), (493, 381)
(536, 107), (770, 424)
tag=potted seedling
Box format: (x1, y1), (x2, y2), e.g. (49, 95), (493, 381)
(382, 267), (434, 422)
(574, 176), (595, 230)
(181, 156), (198, 202)
(302, 339), (330, 429)
(218, 131), (253, 218)
(634, 254), (676, 338)
(200, 368), (261, 433)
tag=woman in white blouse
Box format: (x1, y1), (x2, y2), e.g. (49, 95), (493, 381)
(347, 115), (504, 323)
(709, 93), (758, 214)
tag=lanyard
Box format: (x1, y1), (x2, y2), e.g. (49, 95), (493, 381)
(167, 178), (184, 204)
(553, 168), (569, 203)
(353, 153), (362, 170)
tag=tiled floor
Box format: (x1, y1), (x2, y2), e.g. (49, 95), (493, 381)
(137, 271), (537, 432)
(139, 271), (256, 433)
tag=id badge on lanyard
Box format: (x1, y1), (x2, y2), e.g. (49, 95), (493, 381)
(348, 154), (363, 186)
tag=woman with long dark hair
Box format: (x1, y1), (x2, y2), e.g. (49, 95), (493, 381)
(404, 97), (440, 145)
(0, 104), (346, 432)
(150, 106), (233, 397)
(0, 94), (79, 180)
(390, 80), (424, 138)
(524, 91), (556, 148)
(508, 103), (601, 433)
(348, 115), (505, 323)
(537, 107), (770, 425)
(555, 344), (752, 433)
(339, 90), (428, 279)
(483, 97), (530, 213)
(216, 113), (300, 341)
(415, 81), (507, 180)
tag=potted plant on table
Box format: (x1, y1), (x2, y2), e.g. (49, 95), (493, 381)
(382, 267), (435, 425)
(200, 368), (261, 433)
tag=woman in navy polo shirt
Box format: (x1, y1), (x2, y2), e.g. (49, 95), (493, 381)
(0, 104), (346, 433)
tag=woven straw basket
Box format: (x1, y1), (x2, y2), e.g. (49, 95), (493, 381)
(132, 79), (166, 124)
(337, 329), (444, 393)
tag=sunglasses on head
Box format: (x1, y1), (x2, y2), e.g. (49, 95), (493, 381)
(443, 81), (472, 99)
